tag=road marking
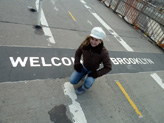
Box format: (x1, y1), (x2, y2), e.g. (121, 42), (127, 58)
(116, 81), (143, 118)
(79, 0), (134, 52)
(63, 82), (87, 123)
(87, 20), (93, 26)
(35, 0), (56, 45)
(50, 0), (59, 11)
(151, 73), (164, 90)
(92, 13), (134, 52)
(68, 11), (76, 21)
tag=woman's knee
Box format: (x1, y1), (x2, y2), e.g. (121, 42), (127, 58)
(70, 70), (85, 85)
(70, 77), (78, 85)
(84, 77), (95, 89)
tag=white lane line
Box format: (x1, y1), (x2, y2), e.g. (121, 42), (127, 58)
(80, 0), (134, 52)
(92, 13), (134, 52)
(63, 82), (87, 123)
(35, 0), (56, 45)
(151, 73), (164, 90)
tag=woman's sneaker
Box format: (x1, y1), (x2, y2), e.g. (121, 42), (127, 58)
(76, 86), (85, 95)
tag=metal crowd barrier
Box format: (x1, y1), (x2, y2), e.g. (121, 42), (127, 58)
(99, 0), (164, 49)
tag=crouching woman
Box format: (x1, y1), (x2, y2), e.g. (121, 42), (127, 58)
(70, 27), (112, 94)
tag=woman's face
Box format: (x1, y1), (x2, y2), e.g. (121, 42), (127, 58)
(90, 37), (102, 47)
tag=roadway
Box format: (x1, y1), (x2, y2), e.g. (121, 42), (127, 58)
(0, 0), (164, 123)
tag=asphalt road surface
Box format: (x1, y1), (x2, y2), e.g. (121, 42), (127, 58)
(0, 0), (164, 123)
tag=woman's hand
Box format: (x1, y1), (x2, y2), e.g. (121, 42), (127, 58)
(74, 64), (83, 72)
(88, 69), (97, 78)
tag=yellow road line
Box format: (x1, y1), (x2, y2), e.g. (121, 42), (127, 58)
(116, 81), (143, 117)
(68, 11), (76, 21)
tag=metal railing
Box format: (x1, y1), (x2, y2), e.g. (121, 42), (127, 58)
(100, 0), (164, 49)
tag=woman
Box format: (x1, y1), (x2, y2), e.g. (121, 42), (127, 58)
(70, 27), (112, 94)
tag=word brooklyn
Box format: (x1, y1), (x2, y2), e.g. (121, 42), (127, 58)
(9, 56), (154, 68)
(110, 57), (154, 65)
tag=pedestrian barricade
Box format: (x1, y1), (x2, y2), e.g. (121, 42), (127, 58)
(100, 0), (164, 49)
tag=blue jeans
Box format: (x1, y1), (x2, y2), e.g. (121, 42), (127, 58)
(70, 65), (95, 89)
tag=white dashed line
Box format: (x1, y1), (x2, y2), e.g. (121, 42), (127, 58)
(80, 0), (134, 52)
(151, 73), (164, 90)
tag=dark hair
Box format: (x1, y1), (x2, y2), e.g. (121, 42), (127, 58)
(80, 36), (91, 49)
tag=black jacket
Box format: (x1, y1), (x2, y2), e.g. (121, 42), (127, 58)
(74, 42), (112, 77)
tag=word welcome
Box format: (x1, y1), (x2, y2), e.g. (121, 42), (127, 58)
(9, 57), (75, 67)
(9, 57), (154, 68)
